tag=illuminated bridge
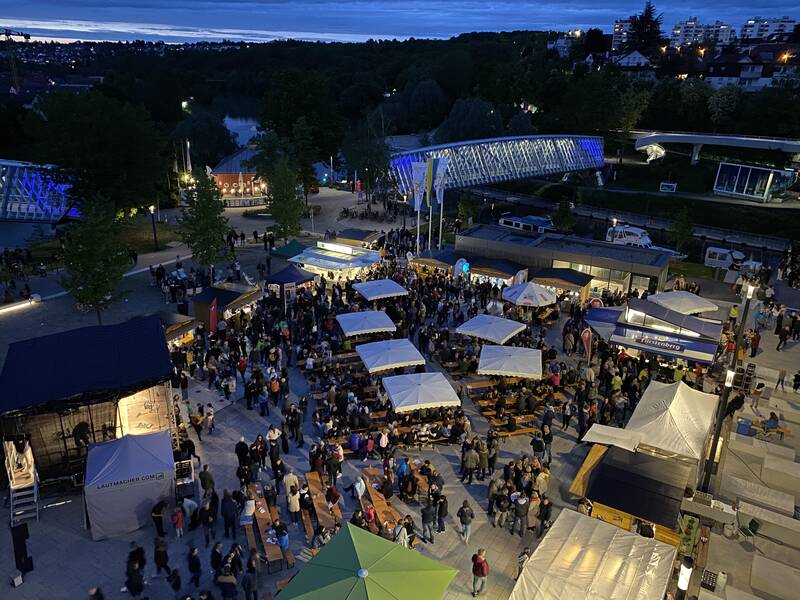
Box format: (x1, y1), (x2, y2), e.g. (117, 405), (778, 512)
(0, 159), (73, 223)
(389, 135), (605, 195)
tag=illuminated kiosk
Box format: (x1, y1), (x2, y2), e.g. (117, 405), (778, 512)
(0, 316), (176, 482)
(289, 241), (381, 280)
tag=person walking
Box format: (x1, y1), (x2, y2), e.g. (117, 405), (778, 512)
(221, 490), (238, 539)
(187, 547), (202, 588)
(471, 548), (489, 597)
(750, 330), (761, 358)
(457, 500), (475, 544)
(494, 489), (510, 529)
(199, 465), (215, 493)
(151, 500), (167, 537)
(436, 494), (448, 533)
(510, 493), (528, 538)
(776, 325), (790, 351)
(461, 446), (479, 485)
(421, 501), (436, 544)
(153, 537), (170, 577)
(776, 368), (787, 392)
(537, 497), (553, 538)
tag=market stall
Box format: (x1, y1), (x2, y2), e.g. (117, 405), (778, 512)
(271, 239), (307, 260)
(289, 241), (381, 279)
(530, 267), (594, 303)
(356, 338), (425, 374)
(509, 509), (676, 600)
(84, 431), (175, 540)
(192, 282), (262, 328)
(352, 279), (408, 301)
(456, 314), (526, 345)
(476, 345), (543, 379)
(382, 372), (461, 413)
(153, 311), (198, 346)
(336, 310), (396, 338)
(0, 316), (175, 481)
(646, 290), (719, 315)
(264, 264), (316, 310)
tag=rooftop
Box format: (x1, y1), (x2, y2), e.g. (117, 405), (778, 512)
(211, 147), (258, 175)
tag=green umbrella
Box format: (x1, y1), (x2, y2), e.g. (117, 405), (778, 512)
(278, 523), (457, 600)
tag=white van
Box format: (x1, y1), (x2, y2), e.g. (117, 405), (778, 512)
(704, 247), (746, 270)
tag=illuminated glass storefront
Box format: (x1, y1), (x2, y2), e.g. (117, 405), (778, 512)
(713, 162), (797, 203)
(552, 261), (654, 294)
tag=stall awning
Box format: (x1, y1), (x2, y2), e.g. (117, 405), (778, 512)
(531, 267), (593, 290)
(609, 325), (719, 364)
(153, 311), (198, 342)
(353, 279), (408, 301)
(193, 282), (262, 312)
(456, 314), (526, 345)
(336, 311), (396, 337)
(0, 316), (172, 414)
(626, 298), (722, 341)
(290, 243), (381, 273)
(585, 307), (623, 340)
(502, 281), (557, 307)
(581, 424), (641, 452)
(265, 265), (315, 285)
(586, 446), (692, 530)
(470, 257), (526, 280)
(383, 372), (461, 413)
(410, 249), (460, 271)
(624, 380), (718, 461)
(509, 509), (676, 600)
(647, 291), (719, 315)
(477, 345), (543, 379)
(271, 240), (307, 260)
(356, 339), (425, 373)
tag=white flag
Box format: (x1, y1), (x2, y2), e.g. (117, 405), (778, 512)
(434, 158), (448, 205)
(411, 161), (428, 211)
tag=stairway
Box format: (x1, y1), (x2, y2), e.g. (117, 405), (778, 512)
(9, 474), (39, 526)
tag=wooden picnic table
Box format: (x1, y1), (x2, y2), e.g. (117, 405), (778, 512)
(305, 471), (340, 530)
(248, 483), (287, 573)
(362, 467), (402, 529)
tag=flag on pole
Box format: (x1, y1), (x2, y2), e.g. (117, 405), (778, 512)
(425, 159), (436, 208)
(434, 158), (448, 205)
(411, 162), (428, 210)
(209, 297), (218, 333)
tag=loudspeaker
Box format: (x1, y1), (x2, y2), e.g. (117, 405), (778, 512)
(11, 523), (33, 574)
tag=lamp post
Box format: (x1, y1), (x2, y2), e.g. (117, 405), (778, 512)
(148, 205), (159, 252)
(701, 283), (755, 491)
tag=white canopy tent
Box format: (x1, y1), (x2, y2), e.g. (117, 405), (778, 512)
(502, 281), (557, 307)
(584, 380), (719, 461)
(336, 311), (396, 337)
(477, 345), (543, 379)
(356, 338), (425, 373)
(647, 291), (719, 315)
(382, 372), (461, 413)
(352, 279), (408, 301)
(623, 380), (718, 461)
(509, 509), (676, 600)
(84, 431), (175, 541)
(456, 314), (526, 345)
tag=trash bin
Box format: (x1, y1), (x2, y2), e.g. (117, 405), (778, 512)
(736, 418), (752, 436)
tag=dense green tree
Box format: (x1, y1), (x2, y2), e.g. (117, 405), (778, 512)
(179, 170), (229, 273)
(270, 158), (304, 243)
(507, 112), (536, 136)
(26, 91), (169, 213)
(248, 131), (290, 184)
(60, 200), (129, 324)
(583, 28), (609, 55)
(708, 85), (743, 132)
(262, 69), (343, 160)
(408, 80), (448, 130)
(669, 207), (693, 251)
(172, 109), (237, 169)
(290, 117), (318, 206)
(341, 120), (390, 203)
(626, 1), (665, 54)
(552, 199), (575, 233)
(339, 82), (384, 119)
(435, 97), (503, 143)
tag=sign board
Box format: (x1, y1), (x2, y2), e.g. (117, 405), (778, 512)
(660, 182), (678, 193)
(631, 335), (685, 353)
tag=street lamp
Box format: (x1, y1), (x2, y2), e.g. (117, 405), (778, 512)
(148, 205), (158, 251)
(701, 282), (756, 491)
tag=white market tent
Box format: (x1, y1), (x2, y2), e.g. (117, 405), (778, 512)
(477, 345), (543, 379)
(84, 431), (175, 541)
(584, 380), (718, 461)
(509, 509), (676, 600)
(456, 314), (526, 345)
(352, 279), (408, 301)
(502, 281), (557, 307)
(336, 311), (396, 337)
(356, 338), (425, 373)
(382, 372), (461, 413)
(647, 291), (719, 315)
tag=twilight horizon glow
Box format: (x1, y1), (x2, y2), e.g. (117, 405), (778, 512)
(1, 1), (798, 43)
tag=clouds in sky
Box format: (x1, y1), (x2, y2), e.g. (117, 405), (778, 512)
(1, 1), (797, 42)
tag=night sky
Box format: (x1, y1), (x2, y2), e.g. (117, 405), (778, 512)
(1, 1), (798, 43)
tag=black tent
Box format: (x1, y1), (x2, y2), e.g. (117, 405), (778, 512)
(585, 446), (692, 530)
(265, 265), (315, 286)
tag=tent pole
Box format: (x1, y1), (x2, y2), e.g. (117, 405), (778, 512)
(416, 204), (420, 256)
(438, 192), (444, 249)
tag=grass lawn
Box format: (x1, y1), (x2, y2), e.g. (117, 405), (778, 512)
(668, 261), (717, 280)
